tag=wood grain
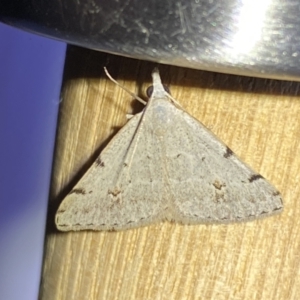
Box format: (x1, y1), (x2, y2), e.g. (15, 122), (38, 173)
(40, 47), (300, 300)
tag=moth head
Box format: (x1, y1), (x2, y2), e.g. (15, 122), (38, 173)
(146, 84), (170, 98)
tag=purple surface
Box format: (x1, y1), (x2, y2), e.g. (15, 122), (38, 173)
(0, 23), (66, 299)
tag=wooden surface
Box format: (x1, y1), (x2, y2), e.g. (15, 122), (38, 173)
(40, 47), (300, 300)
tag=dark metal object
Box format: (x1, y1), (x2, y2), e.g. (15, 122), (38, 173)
(1, 0), (300, 81)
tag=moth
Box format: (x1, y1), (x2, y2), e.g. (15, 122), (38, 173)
(55, 68), (283, 231)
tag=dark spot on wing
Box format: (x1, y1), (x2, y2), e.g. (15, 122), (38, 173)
(70, 188), (86, 195)
(95, 157), (105, 167)
(248, 174), (264, 182)
(272, 191), (280, 196)
(224, 146), (233, 158)
(213, 180), (226, 190)
(108, 188), (121, 196)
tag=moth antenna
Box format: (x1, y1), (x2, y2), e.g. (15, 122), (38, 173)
(104, 67), (147, 105)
